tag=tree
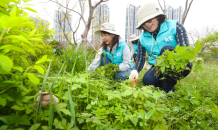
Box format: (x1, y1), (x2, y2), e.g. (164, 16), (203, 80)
(158, 0), (194, 25)
(49, 0), (109, 50)
(198, 31), (218, 56)
(187, 26), (218, 56)
(53, 0), (81, 45)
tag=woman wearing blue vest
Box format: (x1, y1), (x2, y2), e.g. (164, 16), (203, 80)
(129, 2), (192, 93)
(129, 34), (139, 62)
(87, 23), (134, 80)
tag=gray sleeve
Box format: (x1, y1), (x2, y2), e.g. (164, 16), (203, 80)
(119, 46), (131, 71)
(130, 46), (135, 57)
(87, 48), (104, 71)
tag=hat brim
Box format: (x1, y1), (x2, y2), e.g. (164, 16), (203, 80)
(129, 36), (139, 42)
(95, 29), (119, 36)
(136, 12), (165, 29)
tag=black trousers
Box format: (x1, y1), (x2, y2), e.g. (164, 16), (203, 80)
(142, 46), (192, 93)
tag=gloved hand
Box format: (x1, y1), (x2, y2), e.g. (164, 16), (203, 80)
(129, 70), (139, 79)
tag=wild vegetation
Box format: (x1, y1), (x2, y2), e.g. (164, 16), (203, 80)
(0, 0), (218, 130)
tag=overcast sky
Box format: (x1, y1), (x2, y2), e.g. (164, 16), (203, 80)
(30, 0), (218, 40)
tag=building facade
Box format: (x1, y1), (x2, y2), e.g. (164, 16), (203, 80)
(54, 10), (72, 42)
(92, 3), (110, 47)
(125, 4), (142, 44)
(165, 5), (183, 23)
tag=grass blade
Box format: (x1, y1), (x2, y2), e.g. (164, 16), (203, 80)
(67, 59), (77, 127)
(48, 62), (65, 92)
(48, 92), (53, 128)
(52, 95), (63, 120)
(36, 61), (52, 122)
(68, 86), (76, 127)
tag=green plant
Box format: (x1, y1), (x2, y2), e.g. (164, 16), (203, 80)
(155, 41), (203, 79)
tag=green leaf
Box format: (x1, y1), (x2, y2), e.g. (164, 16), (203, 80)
(27, 73), (40, 84)
(21, 56), (30, 66)
(10, 5), (17, 17)
(0, 15), (9, 28)
(13, 66), (23, 72)
(0, 1), (8, 9)
(58, 103), (67, 109)
(0, 55), (13, 74)
(160, 66), (165, 73)
(34, 65), (44, 75)
(122, 89), (133, 96)
(0, 97), (6, 107)
(145, 109), (155, 119)
(86, 104), (91, 110)
(130, 118), (138, 126)
(77, 118), (84, 125)
(12, 105), (25, 110)
(41, 126), (49, 130)
(153, 91), (163, 99)
(5, 35), (32, 45)
(35, 55), (47, 64)
(21, 43), (36, 56)
(29, 38), (42, 42)
(0, 45), (26, 54)
(29, 29), (37, 37)
(0, 125), (8, 130)
(23, 7), (37, 13)
(60, 108), (72, 116)
(29, 123), (40, 130)
(195, 40), (202, 52)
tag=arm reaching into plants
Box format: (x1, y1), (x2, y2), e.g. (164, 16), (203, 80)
(87, 48), (104, 71)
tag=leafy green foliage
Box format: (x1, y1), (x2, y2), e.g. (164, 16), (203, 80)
(89, 63), (119, 80)
(1, 0), (218, 130)
(155, 41), (203, 78)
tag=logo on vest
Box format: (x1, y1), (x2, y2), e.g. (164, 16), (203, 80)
(165, 35), (173, 42)
(117, 52), (121, 56)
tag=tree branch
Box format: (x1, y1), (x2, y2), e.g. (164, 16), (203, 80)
(49, 0), (83, 18)
(93, 0), (109, 9)
(158, 0), (166, 14)
(183, 0), (193, 24)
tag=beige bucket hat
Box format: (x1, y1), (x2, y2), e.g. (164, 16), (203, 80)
(129, 34), (139, 42)
(95, 23), (119, 35)
(136, 2), (165, 29)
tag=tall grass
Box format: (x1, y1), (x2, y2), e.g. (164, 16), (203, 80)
(51, 45), (95, 74)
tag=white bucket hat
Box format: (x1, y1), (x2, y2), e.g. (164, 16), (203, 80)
(95, 23), (119, 36)
(136, 2), (165, 29)
(129, 34), (139, 42)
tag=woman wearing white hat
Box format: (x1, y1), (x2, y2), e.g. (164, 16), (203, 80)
(87, 23), (134, 80)
(129, 34), (139, 62)
(129, 2), (192, 93)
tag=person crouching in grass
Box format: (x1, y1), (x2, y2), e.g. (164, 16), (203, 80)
(87, 23), (134, 80)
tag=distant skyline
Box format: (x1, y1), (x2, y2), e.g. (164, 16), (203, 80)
(30, 0), (218, 41)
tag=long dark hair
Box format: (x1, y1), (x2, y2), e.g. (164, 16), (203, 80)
(138, 15), (166, 32)
(100, 31), (119, 52)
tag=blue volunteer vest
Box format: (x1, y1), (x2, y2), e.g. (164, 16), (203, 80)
(132, 43), (138, 55)
(140, 20), (178, 65)
(104, 42), (134, 69)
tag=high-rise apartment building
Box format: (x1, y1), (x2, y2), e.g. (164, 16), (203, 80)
(125, 4), (142, 44)
(165, 5), (183, 23)
(54, 10), (72, 42)
(92, 3), (110, 46)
